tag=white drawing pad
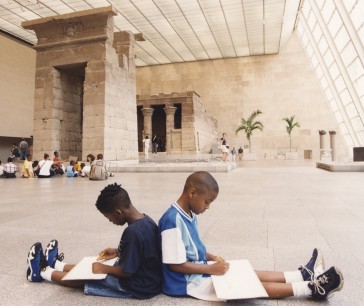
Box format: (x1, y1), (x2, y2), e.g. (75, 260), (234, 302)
(62, 256), (118, 281)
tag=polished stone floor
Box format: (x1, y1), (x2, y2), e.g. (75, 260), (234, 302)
(0, 161), (363, 305)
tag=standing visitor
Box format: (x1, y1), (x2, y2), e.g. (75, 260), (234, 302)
(152, 135), (158, 155)
(143, 135), (150, 160)
(19, 138), (29, 160)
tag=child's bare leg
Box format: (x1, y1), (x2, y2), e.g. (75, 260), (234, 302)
(256, 270), (286, 283)
(50, 270), (85, 288)
(63, 264), (75, 272)
(262, 282), (293, 298)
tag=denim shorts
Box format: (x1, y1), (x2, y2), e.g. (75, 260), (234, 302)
(84, 274), (133, 298)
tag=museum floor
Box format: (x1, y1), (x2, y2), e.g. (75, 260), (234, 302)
(1, 160), (362, 305)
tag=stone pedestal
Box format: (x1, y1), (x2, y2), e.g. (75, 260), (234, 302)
(22, 6), (141, 161)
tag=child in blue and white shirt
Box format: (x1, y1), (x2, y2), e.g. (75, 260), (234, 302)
(158, 171), (343, 301)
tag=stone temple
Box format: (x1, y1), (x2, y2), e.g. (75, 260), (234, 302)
(22, 6), (217, 162)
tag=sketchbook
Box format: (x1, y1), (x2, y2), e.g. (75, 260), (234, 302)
(62, 256), (118, 281)
(211, 259), (268, 300)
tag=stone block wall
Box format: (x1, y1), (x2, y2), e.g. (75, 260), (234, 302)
(136, 33), (348, 161)
(191, 92), (218, 152)
(23, 7), (139, 161)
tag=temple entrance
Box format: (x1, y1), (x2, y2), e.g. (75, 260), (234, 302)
(151, 104), (166, 152)
(54, 63), (86, 159)
(137, 105), (144, 152)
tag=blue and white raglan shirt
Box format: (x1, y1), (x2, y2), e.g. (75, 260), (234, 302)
(158, 202), (209, 296)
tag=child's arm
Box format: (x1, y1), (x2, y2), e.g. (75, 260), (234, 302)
(206, 252), (225, 263)
(168, 260), (229, 276)
(92, 262), (132, 278)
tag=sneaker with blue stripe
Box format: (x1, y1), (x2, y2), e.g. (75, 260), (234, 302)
(45, 239), (64, 268)
(26, 242), (46, 282)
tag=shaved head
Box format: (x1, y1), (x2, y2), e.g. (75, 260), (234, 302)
(184, 171), (219, 194)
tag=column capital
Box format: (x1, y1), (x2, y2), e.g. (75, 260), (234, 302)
(141, 107), (154, 117)
(164, 106), (177, 116)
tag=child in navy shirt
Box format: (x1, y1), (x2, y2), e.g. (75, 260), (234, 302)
(26, 183), (162, 299)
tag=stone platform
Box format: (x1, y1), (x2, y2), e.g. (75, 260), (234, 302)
(316, 161), (364, 172)
(108, 154), (236, 173)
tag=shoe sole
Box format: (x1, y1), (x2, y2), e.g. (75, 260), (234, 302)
(326, 266), (344, 299)
(26, 242), (42, 282)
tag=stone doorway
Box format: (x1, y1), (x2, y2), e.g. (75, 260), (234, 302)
(54, 63), (86, 159)
(137, 105), (144, 152)
(152, 105), (166, 152)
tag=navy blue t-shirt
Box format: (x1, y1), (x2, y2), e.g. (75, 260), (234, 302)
(117, 215), (162, 299)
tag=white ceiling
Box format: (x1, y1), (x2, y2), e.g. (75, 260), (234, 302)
(0, 0), (301, 67)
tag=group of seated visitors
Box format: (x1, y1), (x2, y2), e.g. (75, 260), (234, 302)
(1, 152), (113, 181)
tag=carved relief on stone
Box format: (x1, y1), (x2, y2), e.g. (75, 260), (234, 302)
(62, 23), (83, 37)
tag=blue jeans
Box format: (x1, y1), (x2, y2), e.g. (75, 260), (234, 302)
(84, 274), (132, 298)
(20, 150), (28, 160)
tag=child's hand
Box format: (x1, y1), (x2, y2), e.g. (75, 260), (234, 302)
(97, 247), (118, 261)
(209, 261), (230, 275)
(92, 262), (107, 274)
(214, 255), (225, 263)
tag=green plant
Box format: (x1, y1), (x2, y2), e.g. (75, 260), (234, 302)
(282, 115), (300, 152)
(236, 110), (263, 153)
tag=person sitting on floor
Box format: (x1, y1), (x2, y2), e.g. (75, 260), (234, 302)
(66, 160), (78, 177)
(53, 151), (65, 175)
(34, 153), (55, 178)
(21, 153), (34, 178)
(26, 183), (162, 300)
(89, 153), (114, 181)
(3, 157), (17, 178)
(158, 171), (344, 302)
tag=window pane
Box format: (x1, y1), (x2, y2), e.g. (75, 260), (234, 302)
(334, 76), (346, 92)
(313, 24), (323, 42)
(328, 10), (342, 37)
(323, 49), (334, 66)
(322, 0), (335, 23)
(329, 62), (340, 79)
(354, 76), (364, 97)
(350, 2), (364, 29)
(340, 89), (352, 105)
(347, 58), (364, 82)
(341, 42), (357, 66)
(343, 0), (357, 12)
(334, 26), (350, 52)
(345, 102), (358, 118)
(351, 116), (364, 131)
(335, 110), (343, 122)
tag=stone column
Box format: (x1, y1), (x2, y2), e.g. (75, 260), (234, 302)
(164, 106), (177, 153)
(319, 130), (327, 149)
(329, 131), (336, 161)
(141, 107), (154, 138)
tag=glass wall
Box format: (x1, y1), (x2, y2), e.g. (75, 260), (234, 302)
(296, 0), (364, 157)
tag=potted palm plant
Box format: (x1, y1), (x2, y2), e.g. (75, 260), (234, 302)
(236, 110), (263, 160)
(282, 115), (300, 159)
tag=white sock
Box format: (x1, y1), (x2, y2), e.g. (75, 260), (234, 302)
(54, 260), (66, 272)
(40, 266), (55, 282)
(292, 281), (312, 297)
(284, 270), (304, 283)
